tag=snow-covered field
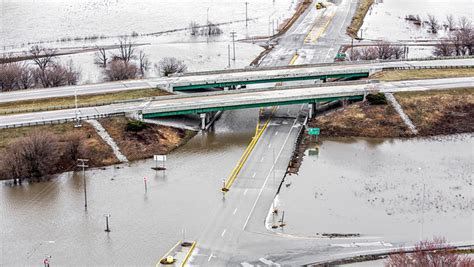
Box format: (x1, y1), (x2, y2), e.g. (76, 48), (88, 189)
(1, 0), (299, 83)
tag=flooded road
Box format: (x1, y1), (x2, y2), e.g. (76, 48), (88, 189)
(0, 109), (260, 265)
(278, 135), (473, 244)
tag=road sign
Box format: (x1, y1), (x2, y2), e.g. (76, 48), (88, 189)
(154, 155), (166, 161)
(308, 128), (320, 136)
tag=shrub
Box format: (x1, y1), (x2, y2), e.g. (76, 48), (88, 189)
(126, 120), (148, 132)
(366, 93), (387, 105)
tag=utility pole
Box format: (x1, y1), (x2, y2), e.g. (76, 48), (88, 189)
(77, 159), (89, 210)
(245, 2), (249, 28)
(104, 214), (111, 232)
(227, 44), (231, 68)
(230, 31), (237, 61)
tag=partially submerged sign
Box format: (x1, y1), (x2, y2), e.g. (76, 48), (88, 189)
(154, 155), (166, 161)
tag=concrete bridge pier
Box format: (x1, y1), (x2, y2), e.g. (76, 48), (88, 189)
(200, 111), (222, 130)
(308, 102), (318, 118)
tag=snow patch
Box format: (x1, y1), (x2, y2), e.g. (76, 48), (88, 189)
(385, 92), (418, 135)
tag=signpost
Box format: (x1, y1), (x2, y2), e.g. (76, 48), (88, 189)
(153, 155), (167, 171)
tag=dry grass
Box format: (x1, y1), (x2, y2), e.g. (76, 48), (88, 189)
(100, 117), (196, 161)
(395, 88), (474, 135)
(0, 88), (170, 114)
(347, 0), (374, 38)
(372, 69), (474, 81)
(0, 122), (117, 167)
(308, 102), (411, 138)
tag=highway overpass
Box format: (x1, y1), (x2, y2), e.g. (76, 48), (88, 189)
(0, 57), (473, 103)
(0, 77), (472, 129)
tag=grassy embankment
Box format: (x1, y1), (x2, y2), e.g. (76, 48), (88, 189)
(372, 68), (474, 81)
(307, 88), (474, 138)
(0, 88), (170, 114)
(346, 0), (375, 38)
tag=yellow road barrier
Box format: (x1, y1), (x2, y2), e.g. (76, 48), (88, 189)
(289, 53), (299, 65)
(156, 240), (182, 267)
(222, 108), (276, 192)
(180, 241), (197, 267)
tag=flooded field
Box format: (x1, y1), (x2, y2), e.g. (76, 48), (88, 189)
(0, 109), (260, 266)
(278, 135), (473, 244)
(361, 0), (473, 41)
(1, 0), (298, 83)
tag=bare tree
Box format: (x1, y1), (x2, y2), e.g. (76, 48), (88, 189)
(18, 63), (34, 89)
(0, 62), (21, 91)
(157, 57), (187, 76)
(201, 21), (223, 36)
(94, 46), (108, 68)
(446, 14), (456, 31)
(62, 132), (84, 164)
(374, 41), (394, 59)
(189, 21), (200, 35)
(29, 45), (57, 72)
(385, 237), (473, 266)
(359, 47), (379, 60)
(113, 38), (136, 63)
(138, 50), (150, 76)
(105, 59), (138, 81)
(458, 16), (472, 32)
(433, 39), (454, 56)
(2, 131), (60, 180)
(427, 14), (440, 34)
(34, 62), (80, 87)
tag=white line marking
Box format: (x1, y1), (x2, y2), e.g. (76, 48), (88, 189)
(221, 229), (227, 237)
(233, 208), (238, 215)
(208, 253), (214, 262)
(252, 172), (257, 178)
(260, 157), (265, 162)
(244, 189), (248, 195)
(275, 131), (279, 136)
(268, 143), (272, 148)
(243, 117), (299, 230)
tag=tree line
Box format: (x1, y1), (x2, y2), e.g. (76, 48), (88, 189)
(0, 39), (188, 92)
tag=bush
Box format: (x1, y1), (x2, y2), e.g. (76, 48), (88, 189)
(126, 120), (148, 132)
(366, 93), (387, 105)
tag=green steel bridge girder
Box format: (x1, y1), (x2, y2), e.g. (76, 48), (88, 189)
(172, 72), (369, 91)
(142, 95), (364, 118)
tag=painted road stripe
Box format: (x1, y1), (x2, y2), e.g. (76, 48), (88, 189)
(233, 208), (238, 215)
(244, 189), (248, 195)
(221, 229), (227, 237)
(252, 172), (257, 178)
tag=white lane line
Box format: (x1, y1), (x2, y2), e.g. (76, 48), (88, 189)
(242, 117), (299, 231)
(252, 172), (257, 178)
(275, 131), (279, 136)
(268, 143), (272, 148)
(233, 208), (238, 215)
(208, 253), (214, 262)
(221, 229), (227, 237)
(260, 157), (265, 162)
(244, 189), (248, 195)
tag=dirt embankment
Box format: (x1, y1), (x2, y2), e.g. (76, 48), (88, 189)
(99, 117), (196, 161)
(0, 118), (196, 181)
(347, 0), (375, 39)
(288, 89), (474, 174)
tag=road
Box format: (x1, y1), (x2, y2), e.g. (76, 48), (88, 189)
(0, 57), (473, 102)
(1, 77), (472, 128)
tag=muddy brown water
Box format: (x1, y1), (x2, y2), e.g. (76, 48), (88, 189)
(278, 134), (473, 244)
(0, 109), (259, 266)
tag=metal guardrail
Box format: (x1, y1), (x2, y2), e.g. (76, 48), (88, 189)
(169, 56), (474, 77)
(0, 112), (126, 129)
(382, 64), (474, 71)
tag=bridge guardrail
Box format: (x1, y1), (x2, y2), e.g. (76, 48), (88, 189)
(0, 112), (126, 129)
(169, 56), (474, 77)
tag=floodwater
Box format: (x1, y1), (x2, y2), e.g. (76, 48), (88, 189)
(0, 108), (261, 266)
(1, 0), (299, 83)
(277, 135), (473, 244)
(361, 0), (474, 41)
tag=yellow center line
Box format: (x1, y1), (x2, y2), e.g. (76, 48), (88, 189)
(180, 241), (197, 267)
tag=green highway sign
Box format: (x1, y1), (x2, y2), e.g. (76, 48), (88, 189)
(308, 127), (320, 135)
